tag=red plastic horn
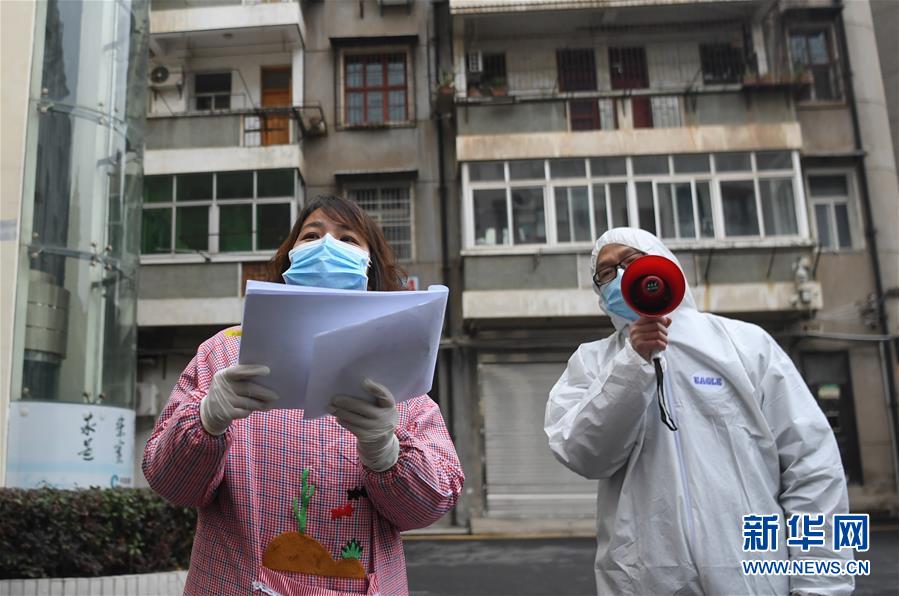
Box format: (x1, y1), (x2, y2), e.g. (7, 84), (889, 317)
(620, 255), (686, 317)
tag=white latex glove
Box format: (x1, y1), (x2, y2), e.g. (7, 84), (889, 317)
(199, 364), (279, 436)
(328, 378), (399, 472)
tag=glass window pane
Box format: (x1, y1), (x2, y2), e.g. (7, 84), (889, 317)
(258, 203), (291, 250)
(697, 182), (714, 238)
(258, 169), (295, 198)
(808, 175), (848, 197)
(720, 180), (759, 236)
(473, 189), (508, 245)
(217, 171), (253, 200)
(511, 187), (546, 244)
(756, 151), (792, 170)
(346, 59), (364, 88)
(554, 186), (590, 243)
(632, 155), (669, 175)
(590, 157), (627, 177)
(609, 183), (629, 227)
(219, 205), (252, 252)
(593, 184), (609, 236)
(807, 31), (829, 65)
(195, 73), (231, 94)
(144, 175), (173, 203)
(636, 182), (656, 234)
(175, 206), (209, 251)
(815, 203), (833, 249)
(176, 173), (213, 201)
(388, 55), (405, 85)
(195, 96), (212, 111)
(673, 154), (710, 173)
(366, 92), (384, 124)
(675, 183), (696, 238)
(388, 90), (406, 121)
(715, 152), (752, 172)
(760, 178), (798, 236)
(469, 162), (505, 182)
(658, 184), (676, 239)
(141, 208), (171, 253)
(550, 159), (586, 178)
(366, 60), (384, 86)
(347, 92), (364, 125)
(509, 160), (545, 180)
(790, 34), (809, 66)
(214, 95), (231, 110)
(834, 203), (851, 248)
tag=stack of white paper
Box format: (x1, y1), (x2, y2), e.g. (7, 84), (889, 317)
(238, 280), (448, 418)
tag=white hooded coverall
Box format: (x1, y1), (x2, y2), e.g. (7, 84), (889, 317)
(545, 228), (853, 595)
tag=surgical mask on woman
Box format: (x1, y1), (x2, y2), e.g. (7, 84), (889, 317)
(600, 268), (640, 322)
(282, 233), (370, 290)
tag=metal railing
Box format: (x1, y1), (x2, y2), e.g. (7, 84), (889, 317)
(455, 36), (814, 101)
(455, 89), (795, 136)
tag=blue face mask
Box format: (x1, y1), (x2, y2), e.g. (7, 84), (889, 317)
(282, 233), (370, 290)
(600, 268), (640, 322)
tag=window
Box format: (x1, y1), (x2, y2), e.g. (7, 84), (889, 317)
(482, 53), (507, 83)
(699, 43), (745, 84)
(141, 169), (296, 256)
(344, 52), (409, 126)
(789, 27), (842, 101)
(808, 173), (855, 250)
(347, 185), (413, 261)
(464, 151), (805, 249)
(194, 72), (232, 111)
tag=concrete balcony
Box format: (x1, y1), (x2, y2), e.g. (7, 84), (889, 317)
(150, 0), (305, 49)
(456, 119), (803, 162)
(461, 244), (823, 321)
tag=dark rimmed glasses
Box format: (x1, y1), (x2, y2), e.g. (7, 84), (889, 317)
(592, 250), (646, 289)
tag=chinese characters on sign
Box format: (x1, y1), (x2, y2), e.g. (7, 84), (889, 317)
(77, 412), (96, 461)
(742, 514), (870, 552)
(114, 416), (125, 464)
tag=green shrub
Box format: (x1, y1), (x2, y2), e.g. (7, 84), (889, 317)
(0, 487), (196, 579)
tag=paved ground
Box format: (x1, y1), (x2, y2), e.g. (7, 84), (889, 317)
(405, 528), (899, 596)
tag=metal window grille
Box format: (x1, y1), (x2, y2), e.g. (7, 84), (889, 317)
(347, 186), (413, 261)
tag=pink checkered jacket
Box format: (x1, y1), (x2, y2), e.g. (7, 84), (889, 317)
(143, 328), (464, 595)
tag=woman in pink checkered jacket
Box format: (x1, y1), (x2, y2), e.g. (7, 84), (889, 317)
(143, 195), (464, 596)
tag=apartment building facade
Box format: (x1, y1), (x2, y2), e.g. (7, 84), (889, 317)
(444, 0), (899, 531)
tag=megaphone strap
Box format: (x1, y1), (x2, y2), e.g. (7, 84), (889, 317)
(654, 357), (678, 432)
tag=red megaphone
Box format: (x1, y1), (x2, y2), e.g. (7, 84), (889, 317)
(620, 255), (686, 318)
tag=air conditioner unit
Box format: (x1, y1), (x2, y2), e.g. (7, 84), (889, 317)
(148, 64), (184, 89)
(467, 51), (484, 74)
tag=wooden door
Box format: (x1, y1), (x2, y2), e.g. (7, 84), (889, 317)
(261, 67), (291, 146)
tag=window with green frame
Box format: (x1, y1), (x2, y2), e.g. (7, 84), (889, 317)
(141, 169), (296, 256)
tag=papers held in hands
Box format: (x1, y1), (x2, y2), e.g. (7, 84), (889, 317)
(238, 280), (448, 418)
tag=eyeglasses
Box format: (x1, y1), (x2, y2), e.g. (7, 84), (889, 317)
(592, 250), (646, 289)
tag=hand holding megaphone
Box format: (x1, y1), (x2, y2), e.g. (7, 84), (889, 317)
(620, 255), (686, 432)
(629, 316), (672, 363)
(621, 255), (686, 362)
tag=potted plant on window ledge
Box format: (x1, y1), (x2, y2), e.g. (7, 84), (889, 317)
(486, 76), (508, 98)
(792, 66), (814, 86)
(435, 71), (455, 114)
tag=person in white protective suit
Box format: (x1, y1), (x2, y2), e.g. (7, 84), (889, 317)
(545, 228), (854, 596)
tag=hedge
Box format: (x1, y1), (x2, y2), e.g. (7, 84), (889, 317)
(0, 488), (196, 579)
